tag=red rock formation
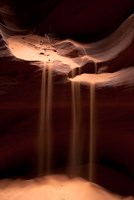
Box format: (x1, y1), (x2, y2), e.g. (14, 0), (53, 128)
(0, 0), (134, 196)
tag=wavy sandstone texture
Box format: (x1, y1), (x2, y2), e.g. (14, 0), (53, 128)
(0, 0), (134, 198)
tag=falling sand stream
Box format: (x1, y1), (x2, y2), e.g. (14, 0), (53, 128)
(69, 62), (114, 181)
(89, 62), (98, 181)
(38, 62), (53, 176)
(69, 80), (81, 176)
(69, 63), (97, 181)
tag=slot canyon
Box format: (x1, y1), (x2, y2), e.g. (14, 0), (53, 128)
(0, 0), (134, 199)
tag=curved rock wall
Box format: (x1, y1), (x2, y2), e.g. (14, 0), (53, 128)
(0, 0), (134, 197)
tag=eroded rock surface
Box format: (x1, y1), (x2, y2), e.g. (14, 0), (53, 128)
(0, 13), (134, 196)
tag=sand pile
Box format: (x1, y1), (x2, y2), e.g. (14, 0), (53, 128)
(0, 176), (133, 200)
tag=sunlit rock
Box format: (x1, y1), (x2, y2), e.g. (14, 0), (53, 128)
(0, 4), (134, 197)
